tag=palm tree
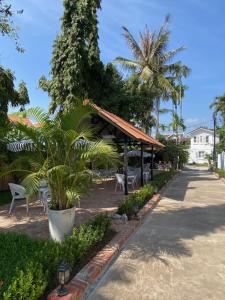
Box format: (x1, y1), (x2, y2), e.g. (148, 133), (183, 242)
(2, 103), (118, 210)
(169, 111), (186, 143)
(114, 15), (189, 137)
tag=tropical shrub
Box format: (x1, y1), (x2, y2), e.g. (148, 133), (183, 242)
(117, 170), (176, 218)
(0, 214), (111, 299)
(2, 103), (118, 210)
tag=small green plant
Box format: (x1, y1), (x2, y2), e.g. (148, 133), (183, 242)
(0, 214), (111, 299)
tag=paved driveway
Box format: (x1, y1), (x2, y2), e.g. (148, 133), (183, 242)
(88, 167), (225, 300)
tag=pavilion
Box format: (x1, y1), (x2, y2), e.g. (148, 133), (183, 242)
(89, 103), (164, 194)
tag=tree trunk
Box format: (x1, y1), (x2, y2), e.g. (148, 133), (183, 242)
(155, 98), (160, 138)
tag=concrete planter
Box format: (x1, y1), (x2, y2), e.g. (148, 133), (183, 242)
(48, 207), (75, 242)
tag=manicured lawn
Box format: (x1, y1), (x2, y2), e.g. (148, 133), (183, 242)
(0, 190), (11, 206)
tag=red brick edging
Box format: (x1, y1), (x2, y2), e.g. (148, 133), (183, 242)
(48, 174), (178, 300)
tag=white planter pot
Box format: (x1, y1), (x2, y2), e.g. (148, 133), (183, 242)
(48, 207), (75, 242)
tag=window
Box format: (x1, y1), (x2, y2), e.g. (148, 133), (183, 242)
(200, 136), (203, 143)
(194, 136), (197, 143)
(206, 136), (209, 143)
(198, 151), (205, 158)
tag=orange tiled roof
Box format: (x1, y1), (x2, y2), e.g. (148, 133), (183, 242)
(8, 115), (33, 127)
(90, 103), (164, 147)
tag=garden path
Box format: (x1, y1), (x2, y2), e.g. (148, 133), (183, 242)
(88, 167), (225, 300)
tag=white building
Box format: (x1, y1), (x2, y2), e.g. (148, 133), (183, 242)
(188, 127), (219, 164)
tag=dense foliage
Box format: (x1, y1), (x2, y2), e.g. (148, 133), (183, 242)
(0, 0), (24, 52)
(0, 68), (29, 128)
(40, 0), (104, 113)
(157, 137), (189, 169)
(211, 94), (225, 153)
(118, 170), (176, 218)
(0, 214), (111, 300)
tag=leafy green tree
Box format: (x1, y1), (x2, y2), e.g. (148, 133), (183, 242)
(158, 137), (189, 169)
(94, 63), (133, 120)
(0, 0), (24, 52)
(39, 0), (104, 113)
(211, 94), (225, 152)
(114, 16), (189, 137)
(0, 67), (29, 128)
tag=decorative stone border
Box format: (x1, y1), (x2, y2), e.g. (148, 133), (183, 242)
(48, 173), (178, 300)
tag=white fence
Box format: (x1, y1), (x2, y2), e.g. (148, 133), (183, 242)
(218, 152), (225, 170)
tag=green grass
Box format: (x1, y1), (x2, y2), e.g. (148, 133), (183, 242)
(0, 190), (11, 206)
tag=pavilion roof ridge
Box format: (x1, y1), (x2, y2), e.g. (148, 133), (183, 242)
(87, 101), (164, 148)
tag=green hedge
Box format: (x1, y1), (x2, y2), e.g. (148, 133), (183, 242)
(0, 214), (111, 300)
(216, 169), (225, 178)
(117, 170), (176, 218)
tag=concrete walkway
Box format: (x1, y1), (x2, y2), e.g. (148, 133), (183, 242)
(88, 167), (225, 300)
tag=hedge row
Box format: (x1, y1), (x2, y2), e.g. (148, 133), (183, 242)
(117, 170), (176, 218)
(0, 214), (111, 300)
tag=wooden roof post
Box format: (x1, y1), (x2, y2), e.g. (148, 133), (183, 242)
(151, 145), (154, 181)
(124, 139), (128, 195)
(141, 143), (144, 187)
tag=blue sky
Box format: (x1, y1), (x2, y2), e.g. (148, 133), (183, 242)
(1, 0), (225, 131)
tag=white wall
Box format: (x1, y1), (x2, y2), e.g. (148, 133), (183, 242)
(218, 152), (225, 169)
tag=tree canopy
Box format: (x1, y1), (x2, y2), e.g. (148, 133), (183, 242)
(0, 67), (29, 127)
(40, 0), (104, 113)
(0, 0), (24, 52)
(114, 16), (190, 136)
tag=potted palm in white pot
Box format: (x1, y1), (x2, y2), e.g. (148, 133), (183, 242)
(5, 103), (118, 241)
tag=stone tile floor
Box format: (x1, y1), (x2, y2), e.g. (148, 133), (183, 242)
(0, 179), (126, 239)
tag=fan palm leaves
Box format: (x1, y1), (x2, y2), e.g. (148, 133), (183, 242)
(2, 102), (119, 210)
(114, 15), (189, 136)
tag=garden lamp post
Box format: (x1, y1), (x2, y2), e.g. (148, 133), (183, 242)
(57, 262), (70, 297)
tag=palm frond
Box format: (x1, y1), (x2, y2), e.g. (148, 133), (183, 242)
(26, 107), (49, 125)
(60, 102), (93, 131)
(163, 46), (185, 62)
(122, 26), (144, 61)
(114, 56), (140, 71)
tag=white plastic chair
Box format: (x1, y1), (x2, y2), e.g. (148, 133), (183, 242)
(128, 174), (138, 189)
(115, 174), (125, 192)
(8, 183), (29, 214)
(39, 180), (51, 212)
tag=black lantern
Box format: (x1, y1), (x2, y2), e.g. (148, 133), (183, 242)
(57, 261), (70, 297)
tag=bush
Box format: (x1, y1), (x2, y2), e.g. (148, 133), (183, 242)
(117, 170), (176, 218)
(216, 169), (225, 178)
(0, 214), (111, 300)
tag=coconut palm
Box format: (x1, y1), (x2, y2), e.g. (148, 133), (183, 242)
(114, 15), (189, 137)
(2, 103), (118, 210)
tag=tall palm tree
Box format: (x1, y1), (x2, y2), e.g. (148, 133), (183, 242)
(114, 15), (189, 137)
